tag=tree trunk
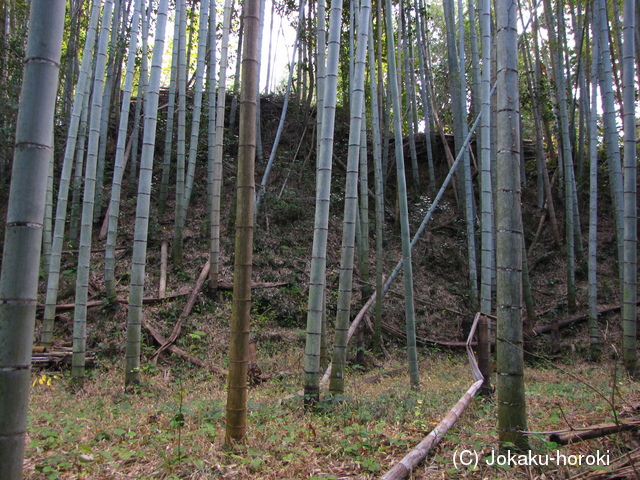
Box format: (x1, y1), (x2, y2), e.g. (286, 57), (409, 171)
(621, 0), (637, 375)
(225, 0), (259, 443)
(386, 0), (419, 390)
(124, 0), (169, 386)
(72, 0), (115, 386)
(495, 0), (529, 451)
(304, 0), (343, 405)
(0, 1), (64, 476)
(329, 0), (371, 395)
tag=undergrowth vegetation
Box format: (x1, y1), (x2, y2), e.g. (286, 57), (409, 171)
(17, 92), (639, 479)
(25, 346), (640, 479)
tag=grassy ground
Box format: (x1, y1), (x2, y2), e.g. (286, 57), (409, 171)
(24, 331), (640, 479)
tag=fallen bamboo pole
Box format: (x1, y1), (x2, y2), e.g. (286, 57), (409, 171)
(142, 317), (226, 376)
(532, 301), (640, 335)
(549, 420), (640, 445)
(36, 293), (188, 313)
(151, 260), (211, 361)
(379, 379), (484, 480)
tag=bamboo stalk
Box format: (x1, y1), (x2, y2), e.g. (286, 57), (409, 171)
(550, 420), (640, 445)
(159, 241), (168, 299)
(379, 379), (484, 480)
(533, 301), (640, 335)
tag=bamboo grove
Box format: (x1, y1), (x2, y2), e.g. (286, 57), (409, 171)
(0, 0), (638, 477)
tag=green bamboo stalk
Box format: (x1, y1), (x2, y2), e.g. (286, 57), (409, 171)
(0, 2), (65, 476)
(588, 11), (600, 360)
(385, 0), (419, 390)
(496, 0), (528, 451)
(596, 0), (625, 292)
(329, 0), (371, 395)
(368, 23), (384, 356)
(105, 0), (143, 300)
(479, 0), (493, 317)
(209, 0), (233, 289)
(173, 0), (187, 266)
(183, 0), (210, 213)
(206, 0), (217, 231)
(125, 0), (169, 386)
(129, 1), (150, 188)
(72, 0), (115, 386)
(621, 0), (637, 375)
(42, 3), (101, 346)
(304, 0), (344, 405)
(157, 3), (181, 215)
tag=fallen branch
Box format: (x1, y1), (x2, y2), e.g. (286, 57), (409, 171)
(61, 247), (128, 255)
(568, 446), (640, 480)
(36, 293), (188, 314)
(151, 261), (211, 362)
(549, 419), (640, 445)
(362, 368), (405, 384)
(381, 321), (478, 348)
(216, 280), (288, 290)
(533, 301), (640, 335)
(141, 317), (226, 376)
(379, 379), (484, 480)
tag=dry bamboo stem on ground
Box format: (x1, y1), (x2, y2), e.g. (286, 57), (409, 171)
(142, 317), (226, 376)
(151, 260), (211, 361)
(533, 301), (640, 335)
(36, 293), (188, 313)
(549, 419), (640, 445)
(568, 446), (640, 480)
(379, 379), (484, 480)
(216, 280), (287, 290)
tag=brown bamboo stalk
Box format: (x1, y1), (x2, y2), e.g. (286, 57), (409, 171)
(478, 315), (492, 396)
(533, 301), (640, 335)
(550, 420), (640, 445)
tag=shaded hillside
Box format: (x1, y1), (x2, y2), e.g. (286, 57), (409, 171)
(16, 90), (623, 365)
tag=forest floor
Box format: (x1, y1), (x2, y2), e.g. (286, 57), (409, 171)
(11, 96), (640, 479)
